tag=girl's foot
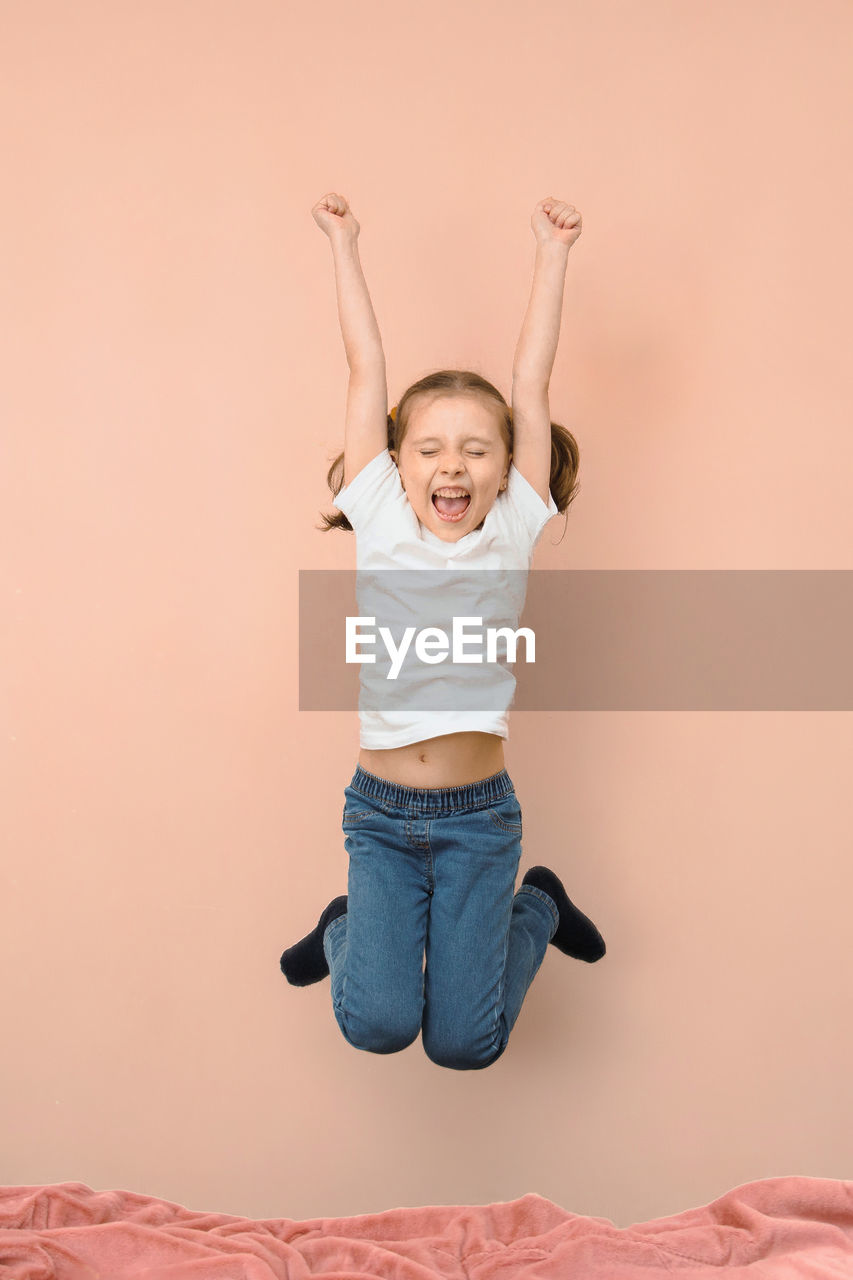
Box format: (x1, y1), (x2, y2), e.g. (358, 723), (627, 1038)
(279, 895), (348, 986)
(521, 866), (606, 962)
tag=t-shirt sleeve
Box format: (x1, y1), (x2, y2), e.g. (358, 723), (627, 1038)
(333, 448), (407, 534)
(501, 462), (559, 549)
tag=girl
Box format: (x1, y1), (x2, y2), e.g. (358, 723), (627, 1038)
(280, 193), (605, 1071)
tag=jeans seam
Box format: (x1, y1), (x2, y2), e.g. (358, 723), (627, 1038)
(424, 834), (435, 894)
(489, 928), (511, 1055)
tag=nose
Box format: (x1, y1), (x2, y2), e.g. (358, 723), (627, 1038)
(439, 453), (464, 475)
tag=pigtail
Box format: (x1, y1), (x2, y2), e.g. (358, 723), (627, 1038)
(316, 412), (396, 533)
(545, 420), (580, 515)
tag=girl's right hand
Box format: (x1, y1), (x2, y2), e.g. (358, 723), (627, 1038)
(312, 192), (360, 240)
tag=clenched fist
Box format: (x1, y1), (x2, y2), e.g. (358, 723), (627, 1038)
(531, 197), (582, 249)
(312, 192), (360, 240)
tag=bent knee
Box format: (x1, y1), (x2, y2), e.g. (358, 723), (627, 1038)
(422, 1033), (505, 1071)
(339, 1009), (421, 1056)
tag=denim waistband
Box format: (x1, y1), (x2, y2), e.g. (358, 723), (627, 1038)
(349, 763), (515, 813)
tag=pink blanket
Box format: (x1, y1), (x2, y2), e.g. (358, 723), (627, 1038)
(1, 1177), (851, 1278)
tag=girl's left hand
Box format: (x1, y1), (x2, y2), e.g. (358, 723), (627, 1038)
(531, 197), (582, 248)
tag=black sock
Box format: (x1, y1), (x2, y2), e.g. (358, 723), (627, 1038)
(279, 895), (348, 986)
(521, 866), (606, 962)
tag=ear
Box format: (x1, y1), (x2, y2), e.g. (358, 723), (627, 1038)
(499, 453), (511, 491)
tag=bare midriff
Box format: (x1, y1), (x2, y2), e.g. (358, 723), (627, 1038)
(357, 731), (505, 789)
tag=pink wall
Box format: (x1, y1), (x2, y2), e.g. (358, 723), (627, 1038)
(2, 0), (851, 1226)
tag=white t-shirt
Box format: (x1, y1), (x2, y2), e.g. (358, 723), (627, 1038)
(334, 448), (559, 748)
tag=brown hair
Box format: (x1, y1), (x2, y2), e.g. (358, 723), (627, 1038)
(317, 368), (579, 534)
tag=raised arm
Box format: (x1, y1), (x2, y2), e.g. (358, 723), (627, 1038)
(312, 193), (388, 487)
(511, 198), (582, 504)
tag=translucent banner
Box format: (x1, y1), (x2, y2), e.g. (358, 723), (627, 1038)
(298, 570), (853, 711)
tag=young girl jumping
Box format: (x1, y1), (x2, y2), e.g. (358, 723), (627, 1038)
(280, 192), (605, 1071)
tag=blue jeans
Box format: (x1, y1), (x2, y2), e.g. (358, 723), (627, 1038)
(323, 764), (558, 1071)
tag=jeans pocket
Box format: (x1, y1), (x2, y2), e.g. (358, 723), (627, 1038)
(488, 793), (523, 836)
(342, 788), (388, 827)
(342, 806), (372, 825)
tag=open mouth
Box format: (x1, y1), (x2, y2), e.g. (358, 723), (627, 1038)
(431, 489), (471, 522)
